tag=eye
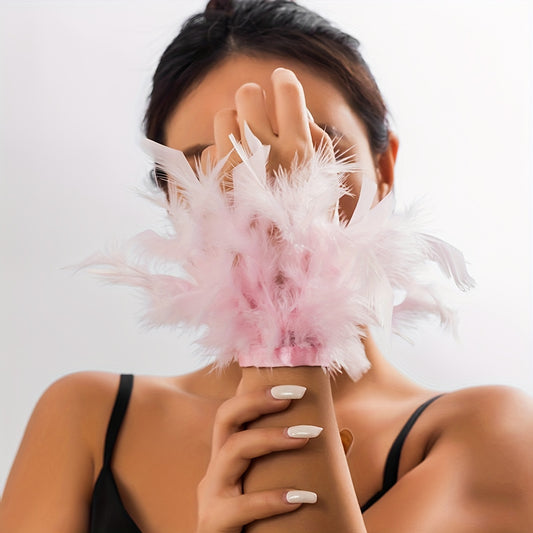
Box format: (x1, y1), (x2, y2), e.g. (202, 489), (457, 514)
(183, 143), (210, 167)
(149, 167), (169, 188)
(316, 123), (347, 160)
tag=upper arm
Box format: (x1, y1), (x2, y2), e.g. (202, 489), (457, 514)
(0, 371), (119, 533)
(363, 386), (533, 533)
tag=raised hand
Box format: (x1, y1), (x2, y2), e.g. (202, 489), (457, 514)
(199, 67), (335, 189)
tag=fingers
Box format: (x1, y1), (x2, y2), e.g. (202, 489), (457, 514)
(211, 387), (298, 457)
(197, 386), (316, 532)
(213, 108), (242, 190)
(235, 83), (276, 145)
(271, 68), (313, 158)
(221, 489), (310, 526)
(213, 108), (240, 161)
(232, 71), (315, 171)
(236, 489), (309, 521)
(199, 145), (217, 173)
(196, 69), (335, 185)
(309, 121), (335, 162)
(199, 108), (240, 189)
(210, 425), (319, 488)
(196, 487), (311, 533)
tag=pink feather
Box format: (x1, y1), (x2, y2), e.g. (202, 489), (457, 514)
(81, 127), (474, 380)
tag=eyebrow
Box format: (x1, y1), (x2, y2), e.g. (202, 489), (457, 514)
(180, 124), (346, 156)
(316, 123), (345, 141)
(182, 143), (211, 158)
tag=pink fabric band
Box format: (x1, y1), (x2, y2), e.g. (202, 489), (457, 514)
(238, 345), (329, 368)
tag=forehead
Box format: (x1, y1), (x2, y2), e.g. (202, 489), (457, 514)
(165, 54), (371, 155)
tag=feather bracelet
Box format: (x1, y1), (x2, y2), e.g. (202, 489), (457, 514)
(79, 126), (474, 380)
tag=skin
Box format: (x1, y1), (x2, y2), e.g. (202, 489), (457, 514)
(1, 54), (533, 533)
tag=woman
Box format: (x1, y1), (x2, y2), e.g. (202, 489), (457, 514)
(1, 1), (532, 532)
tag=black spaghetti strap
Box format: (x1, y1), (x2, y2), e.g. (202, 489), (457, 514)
(102, 374), (134, 467)
(360, 393), (445, 513)
(382, 394), (444, 489)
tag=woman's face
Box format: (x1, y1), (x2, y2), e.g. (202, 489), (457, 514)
(165, 54), (395, 218)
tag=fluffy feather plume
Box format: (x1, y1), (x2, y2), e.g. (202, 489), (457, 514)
(81, 126), (474, 380)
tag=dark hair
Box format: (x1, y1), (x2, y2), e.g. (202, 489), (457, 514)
(145, 0), (390, 190)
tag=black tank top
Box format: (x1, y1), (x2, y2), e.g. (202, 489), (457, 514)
(89, 374), (443, 532)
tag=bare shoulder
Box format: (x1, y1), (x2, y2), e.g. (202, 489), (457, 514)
(0, 370), (205, 531)
(33, 369), (207, 434)
(39, 369), (121, 409)
(435, 384), (533, 462)
(362, 385), (533, 532)
(433, 385), (533, 529)
(6, 370), (124, 481)
(36, 371), (125, 453)
(0, 371), (122, 531)
(437, 384), (533, 438)
(36, 370), (215, 463)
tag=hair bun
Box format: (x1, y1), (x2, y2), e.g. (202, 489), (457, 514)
(205, 0), (234, 13)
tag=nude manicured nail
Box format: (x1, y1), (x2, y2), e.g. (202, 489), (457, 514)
(273, 66), (292, 75)
(270, 385), (307, 400)
(286, 490), (318, 504)
(287, 425), (323, 438)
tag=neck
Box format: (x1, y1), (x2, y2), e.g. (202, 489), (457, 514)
(329, 332), (425, 402)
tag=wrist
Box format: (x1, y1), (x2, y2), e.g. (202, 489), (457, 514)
(238, 345), (327, 368)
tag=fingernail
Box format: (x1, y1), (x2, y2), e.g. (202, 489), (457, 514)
(306, 108), (315, 123)
(273, 66), (291, 75)
(287, 425), (323, 438)
(270, 385), (307, 400)
(286, 490), (318, 504)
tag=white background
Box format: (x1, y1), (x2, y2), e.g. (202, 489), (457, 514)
(1, 0), (532, 493)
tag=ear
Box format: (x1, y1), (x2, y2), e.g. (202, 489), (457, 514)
(376, 131), (399, 199)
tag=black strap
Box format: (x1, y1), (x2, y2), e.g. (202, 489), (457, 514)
(360, 393), (444, 512)
(103, 374), (134, 467)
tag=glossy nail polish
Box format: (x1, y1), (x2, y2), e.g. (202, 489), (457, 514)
(286, 490), (318, 504)
(287, 425), (323, 438)
(270, 385), (307, 400)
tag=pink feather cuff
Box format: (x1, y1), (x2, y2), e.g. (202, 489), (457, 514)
(80, 127), (474, 380)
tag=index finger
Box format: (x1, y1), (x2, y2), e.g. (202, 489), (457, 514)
(271, 68), (312, 145)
